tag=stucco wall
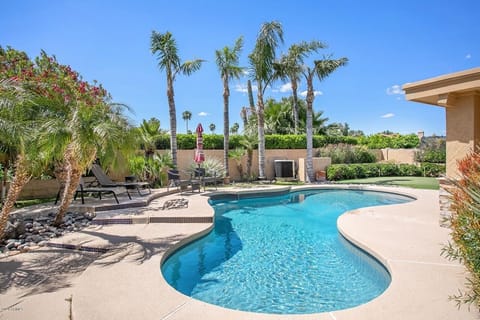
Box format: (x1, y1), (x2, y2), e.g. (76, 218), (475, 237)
(165, 149), (308, 181)
(378, 148), (417, 164)
(116, 147), (418, 181)
(446, 95), (480, 177)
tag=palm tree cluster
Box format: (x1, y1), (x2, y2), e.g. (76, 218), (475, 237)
(0, 47), (135, 240)
(151, 21), (347, 182)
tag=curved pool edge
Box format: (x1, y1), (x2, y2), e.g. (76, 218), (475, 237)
(157, 185), (477, 320)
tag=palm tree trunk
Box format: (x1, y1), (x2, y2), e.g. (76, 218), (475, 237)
(291, 79), (299, 135)
(167, 75), (178, 167)
(247, 80), (256, 115)
(305, 75), (315, 183)
(0, 154), (31, 240)
(257, 84), (266, 179)
(223, 76), (230, 177)
(54, 161), (81, 226)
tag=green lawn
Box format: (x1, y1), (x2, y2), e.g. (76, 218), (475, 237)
(334, 176), (439, 190)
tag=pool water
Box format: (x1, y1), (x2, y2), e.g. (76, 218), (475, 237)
(161, 189), (412, 314)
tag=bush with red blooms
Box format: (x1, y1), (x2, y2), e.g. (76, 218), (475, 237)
(442, 150), (480, 309)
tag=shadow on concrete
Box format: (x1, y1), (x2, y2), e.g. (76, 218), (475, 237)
(0, 229), (185, 298)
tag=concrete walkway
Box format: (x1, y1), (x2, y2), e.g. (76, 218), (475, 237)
(0, 185), (478, 319)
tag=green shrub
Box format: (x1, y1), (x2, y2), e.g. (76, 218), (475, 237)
(317, 144), (376, 164)
(326, 163), (442, 181)
(357, 134), (420, 149)
(420, 163), (446, 177)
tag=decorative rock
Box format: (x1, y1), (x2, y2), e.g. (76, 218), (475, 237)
(31, 235), (43, 243)
(38, 241), (48, 247)
(6, 242), (17, 250)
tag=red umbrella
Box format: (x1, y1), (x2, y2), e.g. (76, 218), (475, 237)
(194, 123), (205, 165)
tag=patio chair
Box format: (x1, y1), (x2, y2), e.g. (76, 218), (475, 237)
(55, 177), (119, 204)
(167, 169), (201, 192)
(192, 168), (218, 191)
(90, 164), (151, 199)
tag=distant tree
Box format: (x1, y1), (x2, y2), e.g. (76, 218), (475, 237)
(264, 97), (328, 134)
(209, 123), (216, 133)
(274, 41), (325, 134)
(349, 129), (365, 137)
(215, 36), (244, 177)
(230, 122), (240, 135)
(182, 110), (192, 133)
(151, 31), (203, 167)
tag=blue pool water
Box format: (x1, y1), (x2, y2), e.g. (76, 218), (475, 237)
(161, 189), (412, 314)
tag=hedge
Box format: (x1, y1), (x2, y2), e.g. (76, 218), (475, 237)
(154, 133), (420, 150)
(326, 163), (445, 181)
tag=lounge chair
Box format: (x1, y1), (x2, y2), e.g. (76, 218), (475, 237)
(91, 164), (151, 199)
(55, 177), (119, 204)
(167, 169), (200, 192)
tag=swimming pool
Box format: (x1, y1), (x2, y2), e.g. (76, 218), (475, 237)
(161, 188), (413, 314)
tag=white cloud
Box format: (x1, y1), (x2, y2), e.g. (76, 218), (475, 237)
(466, 53), (472, 59)
(381, 113), (395, 119)
(279, 83), (292, 93)
(198, 112), (209, 117)
(299, 90), (323, 97)
(386, 85), (404, 95)
(234, 83), (258, 93)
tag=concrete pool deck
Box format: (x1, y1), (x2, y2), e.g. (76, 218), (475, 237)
(0, 185), (478, 319)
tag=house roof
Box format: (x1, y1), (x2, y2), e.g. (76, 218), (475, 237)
(403, 67), (480, 107)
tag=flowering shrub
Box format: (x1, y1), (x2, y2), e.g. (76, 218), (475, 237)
(442, 151), (480, 309)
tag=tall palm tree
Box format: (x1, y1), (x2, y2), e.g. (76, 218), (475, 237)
(275, 41), (325, 134)
(151, 31), (203, 167)
(215, 36), (244, 178)
(249, 21), (284, 179)
(182, 110), (192, 133)
(303, 56), (348, 182)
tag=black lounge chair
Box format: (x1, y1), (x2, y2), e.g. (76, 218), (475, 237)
(91, 164), (151, 199)
(167, 169), (200, 192)
(55, 177), (119, 204)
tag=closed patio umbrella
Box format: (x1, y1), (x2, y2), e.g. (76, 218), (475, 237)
(194, 123), (205, 166)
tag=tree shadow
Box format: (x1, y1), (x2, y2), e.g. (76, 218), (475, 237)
(0, 227), (188, 298)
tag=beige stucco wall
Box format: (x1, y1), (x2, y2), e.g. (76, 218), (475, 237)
(445, 94), (480, 177)
(378, 148), (417, 164)
(169, 149), (308, 181)
(298, 157), (332, 182)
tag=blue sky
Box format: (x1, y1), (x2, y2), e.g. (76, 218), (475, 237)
(1, 0), (479, 136)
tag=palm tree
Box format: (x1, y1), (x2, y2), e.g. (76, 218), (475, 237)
(303, 56), (348, 182)
(230, 122), (240, 135)
(51, 101), (134, 226)
(151, 31), (203, 167)
(215, 36), (244, 178)
(0, 79), (47, 240)
(139, 117), (163, 158)
(249, 21), (284, 179)
(209, 123), (216, 134)
(182, 110), (192, 133)
(275, 41), (325, 134)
